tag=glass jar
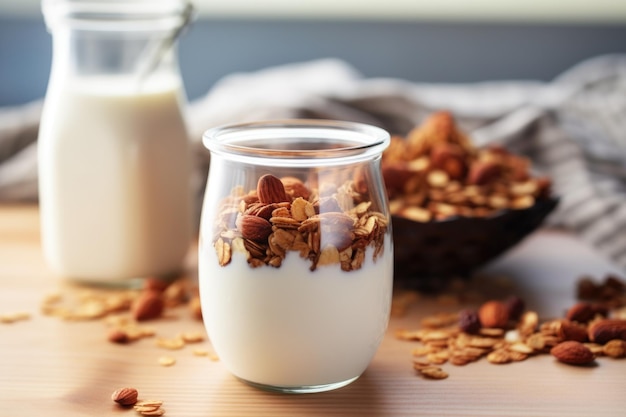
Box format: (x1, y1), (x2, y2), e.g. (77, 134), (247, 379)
(38, 0), (194, 284)
(199, 120), (393, 393)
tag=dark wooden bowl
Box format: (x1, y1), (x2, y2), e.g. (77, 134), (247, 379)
(391, 196), (559, 290)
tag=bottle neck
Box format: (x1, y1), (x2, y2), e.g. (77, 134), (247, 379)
(43, 0), (191, 88)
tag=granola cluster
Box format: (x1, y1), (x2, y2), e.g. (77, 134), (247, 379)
(212, 174), (388, 271)
(383, 111), (552, 222)
(395, 273), (626, 380)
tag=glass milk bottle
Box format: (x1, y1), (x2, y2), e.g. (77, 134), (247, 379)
(38, 0), (194, 284)
(199, 120), (394, 393)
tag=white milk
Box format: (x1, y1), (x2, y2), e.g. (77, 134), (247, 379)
(38, 75), (192, 282)
(199, 239), (393, 389)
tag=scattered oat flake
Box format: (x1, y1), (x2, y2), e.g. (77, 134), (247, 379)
(156, 337), (185, 350)
(603, 340), (626, 358)
(140, 409), (165, 416)
(134, 401), (166, 416)
(180, 331), (205, 343)
(395, 329), (423, 341)
(158, 356), (176, 367)
(193, 348), (209, 356)
(135, 400), (164, 408)
(419, 366), (449, 380)
(192, 348), (219, 360)
(487, 349), (512, 364)
(0, 312), (31, 324)
(420, 312), (459, 329)
(134, 405), (160, 413)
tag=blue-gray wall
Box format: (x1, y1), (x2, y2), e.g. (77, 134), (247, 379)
(1, 17), (625, 107)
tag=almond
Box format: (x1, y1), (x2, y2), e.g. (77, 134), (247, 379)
(111, 387), (138, 406)
(246, 202), (278, 220)
(142, 277), (169, 293)
(281, 176), (311, 200)
(108, 328), (130, 344)
(588, 319), (626, 344)
(238, 214), (273, 242)
(504, 295), (525, 321)
(132, 290), (164, 321)
(352, 166), (370, 194)
(550, 341), (595, 365)
(565, 302), (595, 323)
(467, 160), (501, 185)
(430, 143), (467, 179)
(478, 300), (509, 329)
(257, 174), (289, 204)
(458, 309), (481, 334)
(557, 320), (588, 342)
(382, 162), (419, 197)
(189, 295), (203, 320)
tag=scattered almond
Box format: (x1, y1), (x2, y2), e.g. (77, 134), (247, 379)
(399, 273), (626, 379)
(588, 319), (626, 344)
(557, 320), (588, 342)
(132, 290), (164, 322)
(566, 302), (596, 323)
(107, 328), (130, 344)
(111, 387), (138, 406)
(551, 341), (595, 365)
(478, 300), (509, 329)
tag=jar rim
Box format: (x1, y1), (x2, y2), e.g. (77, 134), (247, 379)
(202, 119), (391, 167)
(42, 0), (192, 32)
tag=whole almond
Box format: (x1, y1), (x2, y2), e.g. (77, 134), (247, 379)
(467, 160), (501, 185)
(281, 176), (312, 200)
(257, 174), (289, 204)
(557, 320), (588, 342)
(430, 143), (467, 179)
(382, 162), (419, 197)
(504, 295), (525, 321)
(143, 277), (169, 293)
(132, 290), (164, 321)
(565, 302), (595, 323)
(550, 341), (595, 365)
(588, 319), (626, 344)
(478, 300), (509, 329)
(238, 214), (273, 242)
(246, 202), (278, 220)
(111, 387), (138, 406)
(458, 309), (481, 334)
(108, 328), (130, 344)
(189, 295), (203, 320)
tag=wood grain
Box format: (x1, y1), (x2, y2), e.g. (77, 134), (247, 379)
(1, 204), (625, 417)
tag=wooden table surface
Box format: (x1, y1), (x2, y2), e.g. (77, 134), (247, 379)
(1, 204), (625, 417)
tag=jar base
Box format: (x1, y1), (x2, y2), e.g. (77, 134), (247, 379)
(237, 375), (360, 394)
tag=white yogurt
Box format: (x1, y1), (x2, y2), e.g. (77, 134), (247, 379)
(199, 238), (393, 389)
(38, 75), (192, 282)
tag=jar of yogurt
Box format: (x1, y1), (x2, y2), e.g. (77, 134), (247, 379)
(199, 120), (393, 393)
(38, 0), (194, 284)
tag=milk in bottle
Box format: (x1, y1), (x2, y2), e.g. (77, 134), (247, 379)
(38, 0), (194, 283)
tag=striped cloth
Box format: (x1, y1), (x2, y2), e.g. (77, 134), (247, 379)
(1, 55), (625, 268)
